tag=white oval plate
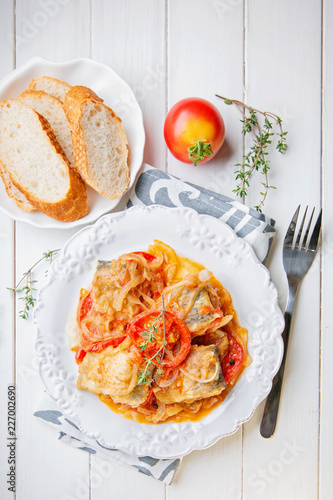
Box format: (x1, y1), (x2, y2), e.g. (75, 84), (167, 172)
(34, 205), (284, 458)
(0, 57), (145, 228)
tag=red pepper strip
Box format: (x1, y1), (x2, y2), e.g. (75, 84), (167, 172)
(75, 348), (87, 364)
(75, 334), (127, 362)
(140, 387), (155, 407)
(205, 309), (224, 334)
(79, 290), (93, 321)
(127, 309), (191, 370)
(87, 335), (127, 353)
(132, 251), (156, 262)
(221, 330), (244, 383)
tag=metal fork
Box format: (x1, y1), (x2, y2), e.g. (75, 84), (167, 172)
(260, 205), (322, 438)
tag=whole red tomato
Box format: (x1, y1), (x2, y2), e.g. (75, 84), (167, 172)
(164, 97), (225, 166)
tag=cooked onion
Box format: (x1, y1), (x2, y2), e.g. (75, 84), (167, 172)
(179, 363), (219, 384)
(199, 269), (213, 282)
(121, 253), (147, 265)
(147, 249), (163, 268)
(151, 401), (166, 422)
(140, 292), (156, 308)
(219, 314), (233, 327)
(114, 275), (145, 311)
(154, 368), (179, 387)
(80, 317), (102, 341)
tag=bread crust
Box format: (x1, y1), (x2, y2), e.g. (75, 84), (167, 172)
(0, 99), (88, 222)
(0, 161), (36, 211)
(19, 88), (62, 102)
(64, 86), (129, 200)
(28, 76), (71, 103)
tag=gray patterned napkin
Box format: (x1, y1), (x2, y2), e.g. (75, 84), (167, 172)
(127, 164), (276, 264)
(34, 163), (276, 485)
(34, 398), (180, 484)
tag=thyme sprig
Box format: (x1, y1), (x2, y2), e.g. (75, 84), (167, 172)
(216, 94), (288, 212)
(137, 299), (167, 386)
(7, 249), (60, 320)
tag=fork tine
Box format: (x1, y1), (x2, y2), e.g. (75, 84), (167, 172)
(308, 209), (322, 251)
(295, 206), (308, 248)
(284, 205), (300, 247)
(301, 207), (314, 249)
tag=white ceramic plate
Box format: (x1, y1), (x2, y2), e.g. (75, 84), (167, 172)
(34, 205), (284, 458)
(0, 57), (145, 228)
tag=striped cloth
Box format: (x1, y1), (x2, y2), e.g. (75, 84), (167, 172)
(34, 163), (276, 485)
(128, 164), (275, 264)
(34, 399), (180, 484)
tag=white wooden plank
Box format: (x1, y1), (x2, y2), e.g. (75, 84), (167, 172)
(91, 0), (167, 170)
(167, 1), (245, 499)
(14, 228), (89, 500)
(166, 0), (245, 201)
(90, 0), (167, 498)
(13, 1), (92, 499)
(15, 0), (91, 65)
(243, 1), (322, 499)
(0, 2), (16, 498)
(319, 0), (333, 497)
(0, 222), (15, 500)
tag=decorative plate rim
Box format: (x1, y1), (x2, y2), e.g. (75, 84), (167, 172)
(34, 205), (284, 458)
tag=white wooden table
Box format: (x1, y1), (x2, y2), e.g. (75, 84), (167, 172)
(0, 1), (331, 499)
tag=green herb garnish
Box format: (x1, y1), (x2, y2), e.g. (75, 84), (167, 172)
(137, 300), (167, 386)
(7, 249), (59, 319)
(216, 94), (288, 212)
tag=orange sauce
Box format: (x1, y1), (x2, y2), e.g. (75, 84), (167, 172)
(99, 370), (246, 424)
(97, 252), (250, 424)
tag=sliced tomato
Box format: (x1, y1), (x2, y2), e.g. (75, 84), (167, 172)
(221, 331), (244, 383)
(79, 290), (93, 320)
(127, 309), (191, 370)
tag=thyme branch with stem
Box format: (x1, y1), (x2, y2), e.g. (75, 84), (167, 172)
(216, 94), (288, 212)
(7, 249), (60, 320)
(137, 297), (167, 386)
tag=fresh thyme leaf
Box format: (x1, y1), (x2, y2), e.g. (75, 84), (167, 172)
(8, 248), (60, 320)
(137, 371), (147, 385)
(215, 94), (288, 211)
(137, 300), (167, 386)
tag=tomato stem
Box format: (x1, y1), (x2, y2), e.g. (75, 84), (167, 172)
(188, 140), (213, 166)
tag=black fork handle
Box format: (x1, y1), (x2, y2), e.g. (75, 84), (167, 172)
(260, 294), (295, 438)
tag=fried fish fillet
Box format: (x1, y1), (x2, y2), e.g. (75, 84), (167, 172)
(76, 339), (153, 407)
(153, 345), (226, 404)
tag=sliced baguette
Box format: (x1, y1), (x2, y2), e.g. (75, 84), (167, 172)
(17, 89), (74, 166)
(28, 76), (71, 103)
(0, 161), (35, 211)
(64, 86), (129, 200)
(0, 99), (88, 222)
